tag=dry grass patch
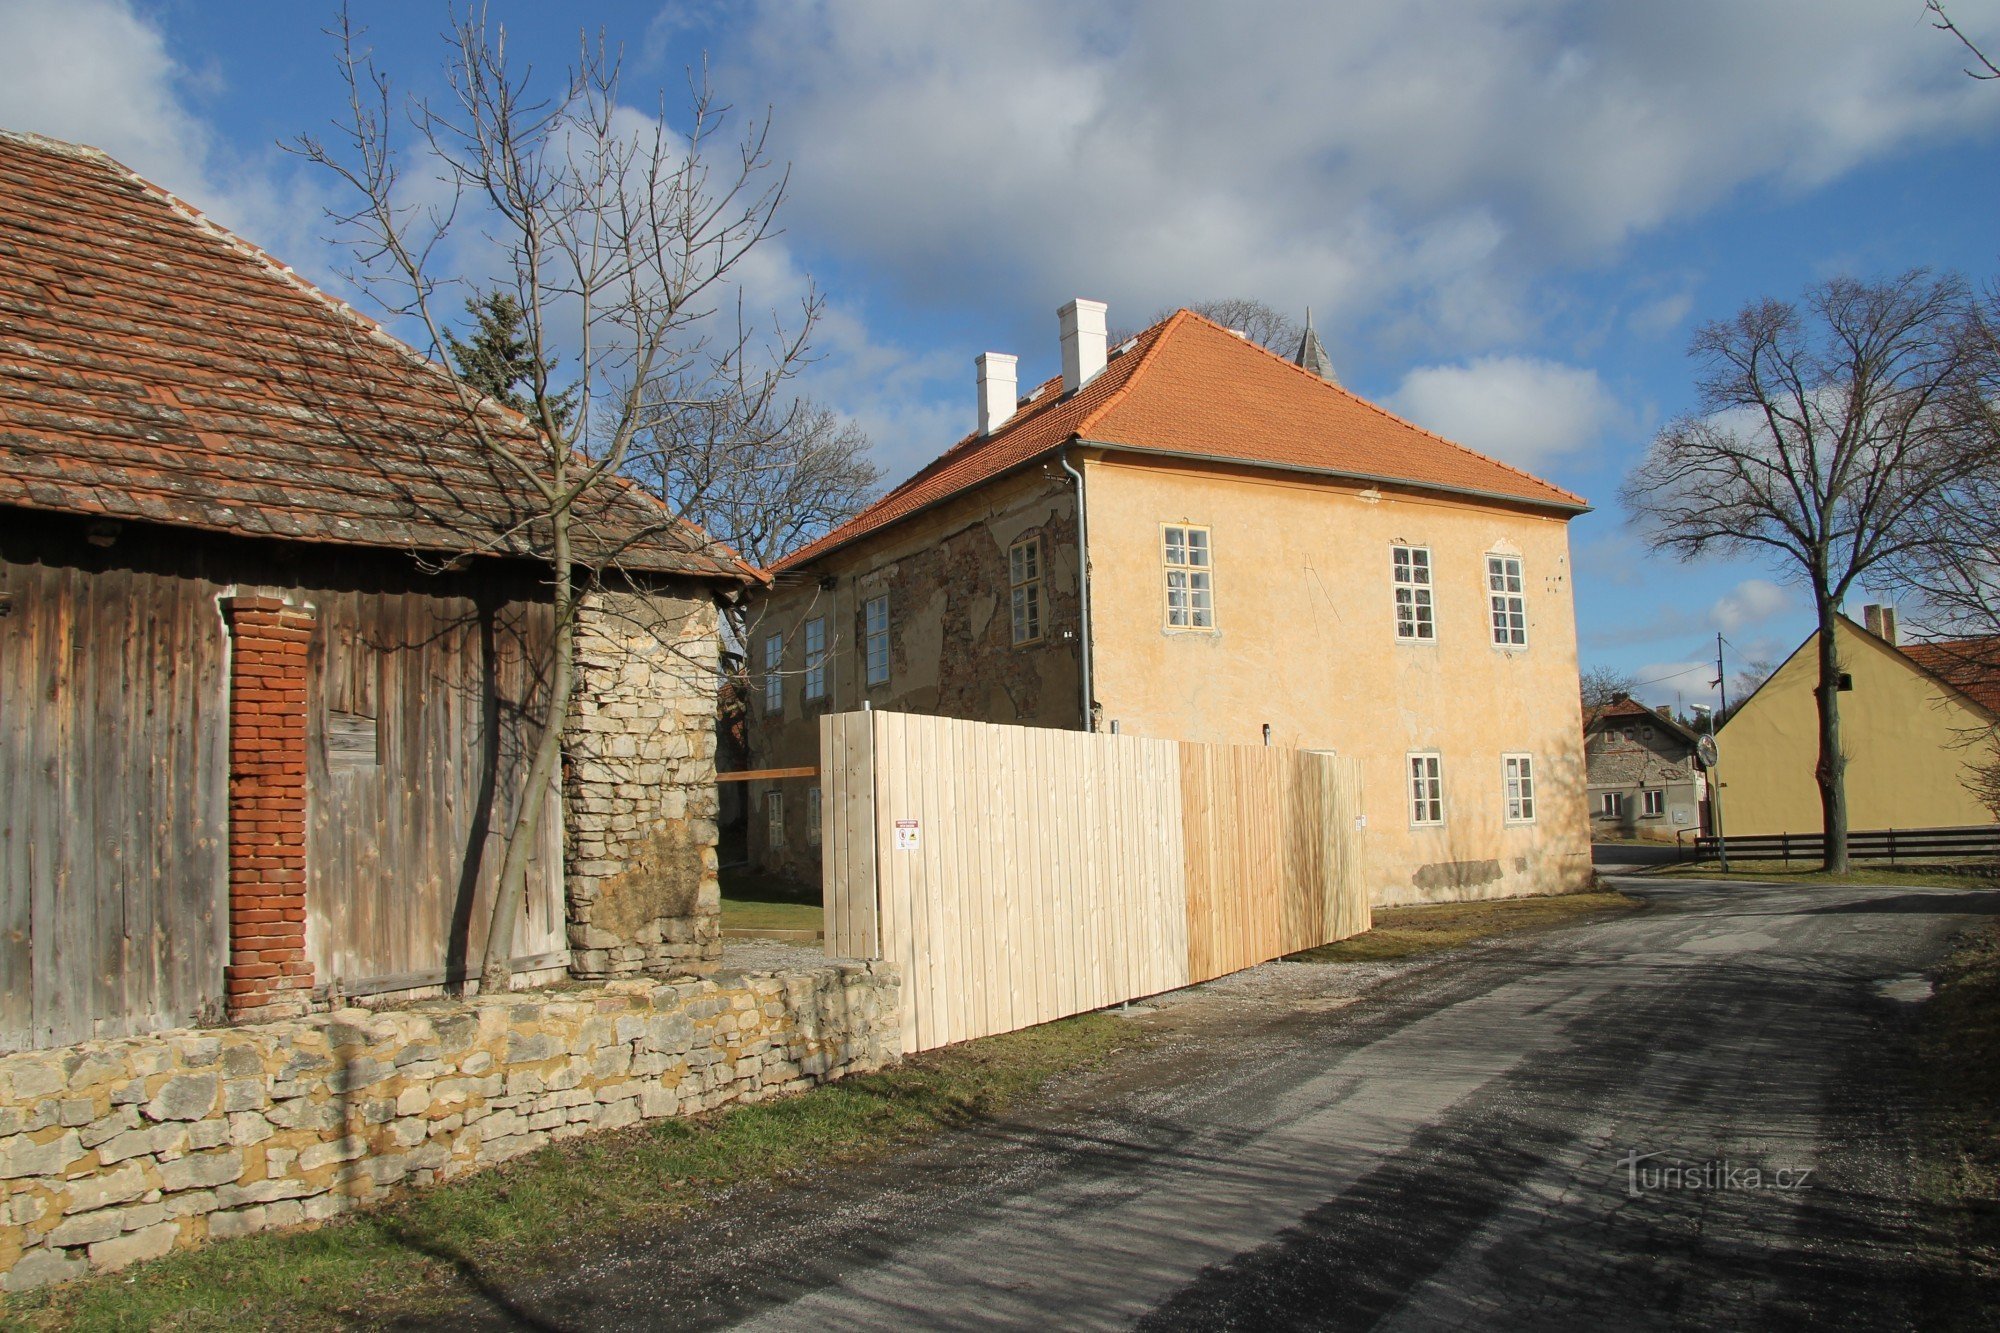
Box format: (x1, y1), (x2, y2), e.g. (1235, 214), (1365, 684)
(1287, 890), (1643, 963)
(1, 1015), (1135, 1332)
(1638, 861), (1995, 891)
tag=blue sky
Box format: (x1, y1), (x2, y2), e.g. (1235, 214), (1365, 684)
(5, 0), (1999, 710)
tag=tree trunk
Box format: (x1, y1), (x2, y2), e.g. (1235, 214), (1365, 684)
(479, 522), (577, 993)
(1814, 600), (1849, 873)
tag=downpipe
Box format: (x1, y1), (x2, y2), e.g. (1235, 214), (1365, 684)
(1059, 447), (1094, 732)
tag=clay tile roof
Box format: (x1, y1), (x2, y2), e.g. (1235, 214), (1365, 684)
(1900, 636), (2000, 715)
(0, 131), (756, 582)
(775, 308), (1586, 572)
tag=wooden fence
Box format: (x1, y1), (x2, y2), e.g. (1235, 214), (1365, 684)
(820, 710), (1369, 1053)
(1688, 824), (2000, 867)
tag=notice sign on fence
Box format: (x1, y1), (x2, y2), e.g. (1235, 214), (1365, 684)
(894, 819), (921, 851)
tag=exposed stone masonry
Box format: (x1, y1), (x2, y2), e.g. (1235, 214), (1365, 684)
(564, 590), (725, 979)
(0, 964), (899, 1292)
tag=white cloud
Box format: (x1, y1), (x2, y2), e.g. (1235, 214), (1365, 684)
(1710, 578), (1791, 634)
(723, 0), (2000, 357)
(1632, 659), (1718, 707)
(1386, 356), (1621, 469)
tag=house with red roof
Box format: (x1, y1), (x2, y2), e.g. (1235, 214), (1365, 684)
(743, 298), (1594, 906)
(1714, 606), (2000, 838)
(1583, 696), (1708, 841)
(0, 131), (754, 1051)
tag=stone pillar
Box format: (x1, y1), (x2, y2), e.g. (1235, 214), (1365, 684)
(564, 589), (722, 979)
(220, 594), (317, 1021)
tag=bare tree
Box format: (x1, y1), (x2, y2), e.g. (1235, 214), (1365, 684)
(1928, 0), (2000, 80)
(1621, 271), (1985, 871)
(1580, 665), (1640, 711)
(1112, 298), (1304, 354)
(296, 9), (816, 990)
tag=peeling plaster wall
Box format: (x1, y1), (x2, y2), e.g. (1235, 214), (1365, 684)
(742, 466), (1083, 882)
(1081, 452), (1592, 906)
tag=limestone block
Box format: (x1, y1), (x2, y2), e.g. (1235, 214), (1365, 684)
(1, 1243), (88, 1292)
(142, 1074), (218, 1123)
(297, 1136), (365, 1172)
(63, 1161), (148, 1215)
(227, 1113), (274, 1148)
(158, 1149), (243, 1193)
(87, 1219), (179, 1272)
(0, 1130), (81, 1180)
(79, 1106), (139, 1149)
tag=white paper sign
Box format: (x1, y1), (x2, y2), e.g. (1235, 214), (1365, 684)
(894, 819), (920, 851)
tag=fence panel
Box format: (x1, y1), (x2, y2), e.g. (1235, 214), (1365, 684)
(823, 711), (1368, 1053)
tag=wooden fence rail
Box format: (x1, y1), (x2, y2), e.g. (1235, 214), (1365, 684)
(820, 711), (1369, 1053)
(1688, 824), (2000, 867)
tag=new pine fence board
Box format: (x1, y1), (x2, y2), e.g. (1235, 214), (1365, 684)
(822, 713), (1369, 1054)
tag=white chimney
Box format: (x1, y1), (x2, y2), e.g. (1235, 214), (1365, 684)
(976, 352), (1018, 436)
(1059, 298), (1108, 395)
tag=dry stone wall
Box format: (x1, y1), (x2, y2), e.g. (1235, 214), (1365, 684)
(0, 963), (898, 1292)
(565, 589), (725, 979)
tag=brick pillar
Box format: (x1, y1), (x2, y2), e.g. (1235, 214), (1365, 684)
(221, 595), (317, 1022)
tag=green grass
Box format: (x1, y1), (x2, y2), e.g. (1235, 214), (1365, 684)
(1287, 890), (1643, 963)
(718, 864), (825, 935)
(2, 1015), (1136, 1331)
(1918, 919), (2000, 1325)
(1635, 860), (1995, 891)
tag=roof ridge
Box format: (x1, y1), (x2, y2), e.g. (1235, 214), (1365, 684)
(8, 131), (758, 582)
(1074, 309), (1186, 439)
(1169, 309), (1587, 508)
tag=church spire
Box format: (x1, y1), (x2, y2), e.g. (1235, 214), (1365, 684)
(1294, 307), (1337, 384)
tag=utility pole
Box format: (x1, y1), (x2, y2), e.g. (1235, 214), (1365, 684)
(1712, 631), (1730, 873)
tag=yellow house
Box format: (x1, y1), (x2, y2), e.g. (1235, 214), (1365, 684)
(743, 301), (1595, 905)
(1714, 610), (2000, 836)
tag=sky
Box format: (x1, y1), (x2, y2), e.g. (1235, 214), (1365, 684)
(3, 0), (1998, 712)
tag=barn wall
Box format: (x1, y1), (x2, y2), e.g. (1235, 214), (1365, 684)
(0, 510), (570, 1051)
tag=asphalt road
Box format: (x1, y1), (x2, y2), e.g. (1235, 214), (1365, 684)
(445, 877), (1995, 1331)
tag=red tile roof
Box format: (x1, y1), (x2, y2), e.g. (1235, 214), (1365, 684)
(776, 309), (1587, 571)
(0, 131), (755, 582)
(1901, 636), (2000, 715)
(1584, 696), (1703, 745)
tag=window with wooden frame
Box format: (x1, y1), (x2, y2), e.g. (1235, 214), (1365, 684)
(1487, 554), (1527, 646)
(808, 786), (823, 847)
(864, 595), (891, 687)
(1163, 524), (1214, 629)
(1009, 536), (1044, 645)
(1642, 789), (1665, 818)
(1408, 752), (1444, 825)
(1502, 753), (1536, 823)
(1392, 545), (1435, 641)
(762, 633), (783, 715)
(766, 790), (785, 851)
(804, 617), (827, 699)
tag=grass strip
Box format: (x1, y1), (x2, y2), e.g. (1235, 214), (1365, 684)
(3, 1014), (1135, 1332)
(720, 896), (825, 933)
(1287, 890), (1642, 963)
(1919, 918), (2000, 1327)
(1633, 862), (1994, 890)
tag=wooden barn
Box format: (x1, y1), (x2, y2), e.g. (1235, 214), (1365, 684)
(0, 131), (755, 1052)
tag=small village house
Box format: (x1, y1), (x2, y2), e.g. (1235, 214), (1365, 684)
(742, 299), (1594, 906)
(1714, 605), (2000, 837)
(0, 132), (756, 1053)
(1583, 696), (1708, 842)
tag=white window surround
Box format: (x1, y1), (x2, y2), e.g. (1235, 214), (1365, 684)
(804, 617), (827, 700)
(762, 633), (783, 715)
(1599, 791), (1624, 818)
(766, 790), (785, 852)
(1408, 751), (1444, 826)
(1392, 545), (1435, 642)
(864, 595), (891, 687)
(1642, 789), (1666, 818)
(1009, 536), (1043, 646)
(1487, 554), (1527, 647)
(1503, 753), (1536, 824)
(1163, 524), (1215, 630)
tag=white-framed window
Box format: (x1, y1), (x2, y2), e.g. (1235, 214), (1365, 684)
(808, 786), (822, 847)
(762, 633), (783, 715)
(1503, 754), (1536, 823)
(864, 595), (891, 687)
(1599, 792), (1624, 818)
(766, 790), (785, 852)
(1408, 752), (1444, 826)
(1010, 536), (1043, 645)
(1487, 554), (1527, 646)
(1392, 545), (1435, 641)
(804, 617), (827, 700)
(1642, 789), (1666, 818)
(1164, 524), (1214, 629)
